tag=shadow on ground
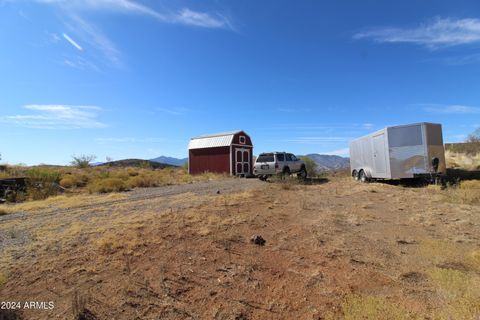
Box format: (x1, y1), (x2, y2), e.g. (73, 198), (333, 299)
(361, 169), (480, 188)
(0, 310), (23, 320)
(263, 177), (329, 185)
(446, 169), (480, 181)
(302, 177), (329, 185)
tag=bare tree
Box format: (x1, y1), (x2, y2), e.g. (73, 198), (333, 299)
(466, 128), (480, 143)
(466, 135), (480, 143)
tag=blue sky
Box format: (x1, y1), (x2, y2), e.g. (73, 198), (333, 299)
(1, 0), (480, 165)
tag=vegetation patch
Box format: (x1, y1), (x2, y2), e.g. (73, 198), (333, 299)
(340, 294), (411, 320)
(445, 149), (480, 171)
(88, 178), (128, 194)
(428, 267), (480, 319)
(0, 272), (6, 287)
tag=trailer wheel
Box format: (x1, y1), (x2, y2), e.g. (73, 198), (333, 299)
(352, 170), (359, 181)
(359, 170), (368, 183)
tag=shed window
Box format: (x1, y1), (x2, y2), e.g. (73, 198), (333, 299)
(239, 136), (246, 144)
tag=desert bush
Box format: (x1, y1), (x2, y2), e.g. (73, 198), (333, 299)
(60, 175), (79, 188)
(71, 154), (96, 168)
(127, 174), (158, 188)
(126, 168), (139, 177)
(299, 156), (318, 177)
(88, 178), (128, 193)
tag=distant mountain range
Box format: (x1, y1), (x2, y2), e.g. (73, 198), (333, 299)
(150, 154), (349, 171)
(150, 156), (188, 166)
(303, 154), (350, 171)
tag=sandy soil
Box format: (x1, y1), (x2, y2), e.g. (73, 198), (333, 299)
(0, 176), (479, 319)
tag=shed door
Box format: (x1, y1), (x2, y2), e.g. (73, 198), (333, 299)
(235, 148), (250, 175)
(372, 134), (387, 175)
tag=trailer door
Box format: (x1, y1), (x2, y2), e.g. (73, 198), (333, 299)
(372, 134), (387, 176)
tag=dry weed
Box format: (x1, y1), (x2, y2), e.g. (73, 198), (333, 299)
(340, 294), (412, 320)
(445, 150), (480, 170)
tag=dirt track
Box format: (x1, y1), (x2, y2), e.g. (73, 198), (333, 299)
(0, 176), (479, 319)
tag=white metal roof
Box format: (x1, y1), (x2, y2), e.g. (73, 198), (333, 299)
(188, 130), (243, 150)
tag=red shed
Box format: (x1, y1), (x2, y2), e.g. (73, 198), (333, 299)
(188, 130), (253, 176)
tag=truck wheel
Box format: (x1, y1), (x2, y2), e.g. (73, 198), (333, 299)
(359, 170), (368, 183)
(352, 170), (359, 181)
(297, 167), (307, 180)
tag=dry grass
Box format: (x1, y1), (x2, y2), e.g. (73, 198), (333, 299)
(426, 180), (480, 205)
(0, 272), (6, 287)
(87, 178), (128, 193)
(0, 193), (128, 214)
(419, 239), (464, 264)
(446, 186), (480, 205)
(0, 165), (226, 208)
(445, 150), (480, 170)
(428, 268), (480, 319)
(339, 294), (412, 320)
(466, 250), (480, 272)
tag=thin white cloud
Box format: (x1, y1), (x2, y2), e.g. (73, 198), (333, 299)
(62, 56), (101, 72)
(156, 107), (189, 116)
(95, 137), (165, 144)
(175, 9), (227, 28)
(361, 123), (374, 130)
(287, 137), (352, 144)
(1, 105), (107, 129)
(277, 107), (311, 113)
(442, 53), (480, 65)
(66, 15), (122, 67)
(354, 17), (480, 49)
(323, 148), (350, 156)
(62, 32), (83, 51)
(36, 0), (232, 29)
(424, 104), (480, 114)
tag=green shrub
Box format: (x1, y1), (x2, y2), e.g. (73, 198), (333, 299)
(88, 178), (128, 193)
(299, 156), (318, 177)
(26, 168), (60, 183)
(71, 154), (96, 168)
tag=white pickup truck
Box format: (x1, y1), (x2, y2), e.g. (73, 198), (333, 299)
(253, 152), (307, 180)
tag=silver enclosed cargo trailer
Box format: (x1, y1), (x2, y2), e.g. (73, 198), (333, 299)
(349, 122), (446, 181)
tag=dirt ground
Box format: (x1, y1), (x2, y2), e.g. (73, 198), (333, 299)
(0, 175), (479, 319)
